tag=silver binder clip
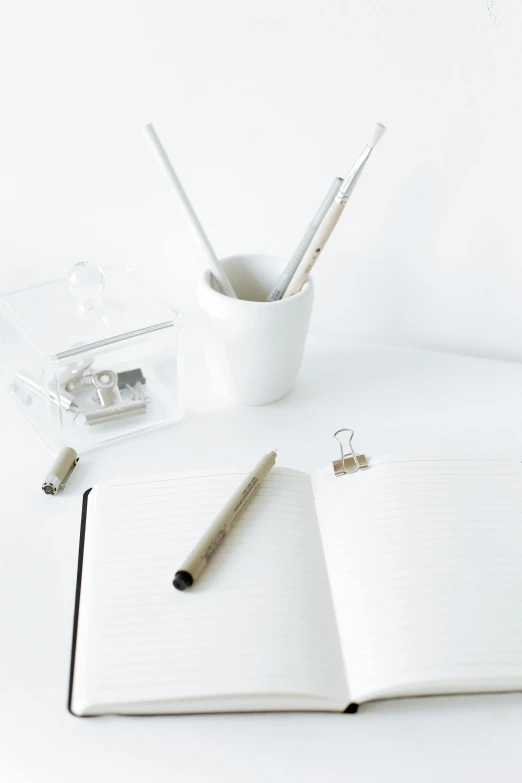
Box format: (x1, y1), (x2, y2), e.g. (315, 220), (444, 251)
(42, 446), (79, 495)
(12, 372), (79, 412)
(59, 357), (95, 393)
(332, 429), (368, 476)
(84, 399), (147, 425)
(92, 369), (122, 407)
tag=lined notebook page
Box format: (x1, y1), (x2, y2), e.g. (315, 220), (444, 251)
(72, 467), (347, 715)
(312, 455), (522, 704)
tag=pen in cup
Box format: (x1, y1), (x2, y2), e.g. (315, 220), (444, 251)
(173, 450), (277, 590)
(266, 177), (342, 302)
(283, 123), (386, 298)
(144, 123), (237, 299)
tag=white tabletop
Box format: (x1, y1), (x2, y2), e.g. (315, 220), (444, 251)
(2, 325), (522, 782)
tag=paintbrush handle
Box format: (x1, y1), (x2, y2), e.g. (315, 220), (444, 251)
(282, 199), (345, 297)
(266, 177), (342, 302)
(144, 124), (237, 298)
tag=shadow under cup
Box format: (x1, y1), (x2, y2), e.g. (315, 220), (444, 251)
(197, 254), (314, 406)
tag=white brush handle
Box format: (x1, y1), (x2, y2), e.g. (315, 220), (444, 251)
(144, 123), (237, 298)
(282, 199), (345, 297)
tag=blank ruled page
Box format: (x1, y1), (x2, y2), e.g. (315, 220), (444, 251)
(312, 455), (522, 704)
(71, 467), (347, 715)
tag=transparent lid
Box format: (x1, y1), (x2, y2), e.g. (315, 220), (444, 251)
(1, 264), (182, 362)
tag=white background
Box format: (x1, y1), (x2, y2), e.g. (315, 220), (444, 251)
(1, 0), (522, 360)
(2, 2), (522, 780)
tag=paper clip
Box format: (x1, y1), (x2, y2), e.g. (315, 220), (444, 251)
(332, 429), (369, 477)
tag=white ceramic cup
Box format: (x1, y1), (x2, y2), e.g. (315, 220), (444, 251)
(197, 254), (314, 405)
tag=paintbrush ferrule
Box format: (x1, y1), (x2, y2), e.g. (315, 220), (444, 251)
(335, 146), (372, 204)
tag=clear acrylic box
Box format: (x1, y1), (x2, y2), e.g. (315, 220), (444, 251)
(0, 264), (184, 452)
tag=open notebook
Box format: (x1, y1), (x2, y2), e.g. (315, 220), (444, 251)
(69, 455), (522, 716)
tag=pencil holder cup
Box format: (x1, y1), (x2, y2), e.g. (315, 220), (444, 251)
(197, 254), (314, 406)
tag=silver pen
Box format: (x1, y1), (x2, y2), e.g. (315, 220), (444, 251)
(266, 177), (342, 302)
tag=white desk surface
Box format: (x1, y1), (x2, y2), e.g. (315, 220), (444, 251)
(2, 324), (522, 782)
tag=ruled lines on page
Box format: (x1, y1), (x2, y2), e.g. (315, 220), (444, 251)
(313, 455), (522, 703)
(73, 467), (347, 713)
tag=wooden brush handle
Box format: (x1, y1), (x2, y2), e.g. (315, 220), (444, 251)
(283, 200), (345, 297)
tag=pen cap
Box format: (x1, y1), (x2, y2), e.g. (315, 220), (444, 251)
(197, 254), (313, 405)
(42, 446), (79, 494)
(0, 265), (185, 452)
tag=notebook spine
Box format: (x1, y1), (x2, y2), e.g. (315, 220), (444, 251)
(67, 488), (92, 717)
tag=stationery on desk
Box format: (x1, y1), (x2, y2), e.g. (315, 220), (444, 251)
(69, 430), (522, 716)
